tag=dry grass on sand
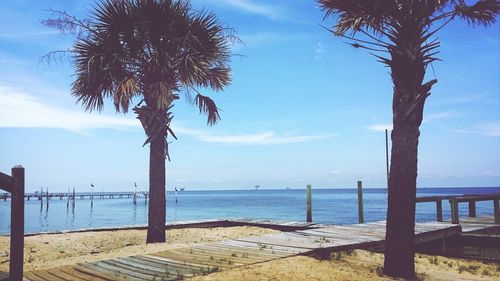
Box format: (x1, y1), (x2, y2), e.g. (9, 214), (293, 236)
(191, 249), (500, 281)
(0, 226), (278, 272)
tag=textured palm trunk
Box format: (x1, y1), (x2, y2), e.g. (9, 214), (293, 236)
(383, 123), (419, 277)
(146, 111), (167, 244)
(383, 22), (431, 278)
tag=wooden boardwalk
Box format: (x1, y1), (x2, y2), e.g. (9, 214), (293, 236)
(20, 217), (499, 281)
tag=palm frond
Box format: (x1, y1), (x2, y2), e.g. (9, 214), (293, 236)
(456, 0), (500, 26)
(195, 93), (220, 126)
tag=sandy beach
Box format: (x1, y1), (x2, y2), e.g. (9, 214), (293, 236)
(0, 226), (278, 272)
(1, 227), (498, 280)
(191, 249), (500, 281)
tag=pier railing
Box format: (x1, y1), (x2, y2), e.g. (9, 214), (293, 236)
(0, 166), (25, 281)
(416, 193), (500, 224)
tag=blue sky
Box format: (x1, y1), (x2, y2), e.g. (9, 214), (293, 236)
(0, 0), (499, 192)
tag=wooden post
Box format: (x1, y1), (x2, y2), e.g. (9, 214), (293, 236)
(11, 166), (25, 281)
(468, 201), (476, 217)
(436, 200), (443, 222)
(357, 181), (364, 224)
(494, 199), (500, 224)
(385, 129), (390, 189)
(450, 199), (459, 224)
(306, 184), (312, 223)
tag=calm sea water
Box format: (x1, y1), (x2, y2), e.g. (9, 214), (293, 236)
(0, 187), (499, 234)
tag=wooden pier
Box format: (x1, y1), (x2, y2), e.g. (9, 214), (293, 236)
(20, 216), (499, 281)
(0, 192), (149, 201)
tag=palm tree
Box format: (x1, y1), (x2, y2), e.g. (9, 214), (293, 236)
(318, 0), (499, 278)
(44, 0), (234, 243)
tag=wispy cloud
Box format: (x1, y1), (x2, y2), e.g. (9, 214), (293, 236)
(423, 111), (454, 123)
(1, 85), (330, 145)
(367, 111), (453, 132)
(214, 0), (282, 19)
(0, 85), (139, 132)
(0, 29), (61, 41)
(367, 124), (392, 132)
(476, 123), (500, 137)
(176, 127), (332, 145)
(452, 122), (500, 137)
(314, 42), (326, 62)
(237, 32), (311, 49)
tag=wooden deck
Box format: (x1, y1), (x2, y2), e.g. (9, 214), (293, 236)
(20, 217), (499, 281)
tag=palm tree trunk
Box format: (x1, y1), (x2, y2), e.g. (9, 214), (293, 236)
(383, 24), (429, 277)
(383, 124), (419, 278)
(146, 114), (167, 244)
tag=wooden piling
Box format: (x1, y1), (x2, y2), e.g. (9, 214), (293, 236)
(468, 201), (476, 217)
(10, 166), (25, 281)
(357, 181), (364, 224)
(494, 199), (500, 224)
(306, 184), (312, 223)
(451, 199), (459, 224)
(436, 200), (443, 222)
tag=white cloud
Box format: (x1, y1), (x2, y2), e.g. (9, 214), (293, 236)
(367, 111), (453, 132)
(175, 127), (332, 145)
(215, 0), (281, 19)
(367, 124), (392, 132)
(476, 123), (500, 137)
(452, 122), (500, 137)
(237, 32), (311, 50)
(423, 111), (453, 123)
(314, 42), (326, 61)
(0, 85), (330, 145)
(0, 29), (60, 41)
(0, 85), (139, 132)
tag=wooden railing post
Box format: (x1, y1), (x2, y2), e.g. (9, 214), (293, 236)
(306, 185), (312, 223)
(11, 165), (25, 281)
(436, 200), (443, 222)
(450, 199), (459, 224)
(468, 201), (476, 217)
(494, 199), (500, 224)
(357, 181), (364, 224)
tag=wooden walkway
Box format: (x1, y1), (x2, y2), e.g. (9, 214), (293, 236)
(21, 217), (499, 281)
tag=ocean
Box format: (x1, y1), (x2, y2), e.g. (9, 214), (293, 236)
(1, 187), (499, 235)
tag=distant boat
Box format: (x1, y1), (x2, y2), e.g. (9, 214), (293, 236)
(254, 185), (260, 191)
(180, 187), (185, 191)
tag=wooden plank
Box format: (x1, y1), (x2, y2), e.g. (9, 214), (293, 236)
(219, 240), (308, 254)
(101, 260), (172, 280)
(0, 172), (12, 192)
(73, 264), (129, 281)
(196, 243), (290, 259)
(46, 268), (88, 281)
(174, 247), (269, 264)
(58, 266), (109, 281)
(92, 261), (157, 280)
(152, 250), (241, 270)
(141, 254), (215, 271)
(23, 272), (47, 281)
(121, 256), (205, 277)
(30, 270), (67, 281)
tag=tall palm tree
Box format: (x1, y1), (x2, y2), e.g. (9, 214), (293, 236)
(44, 0), (234, 243)
(318, 0), (499, 278)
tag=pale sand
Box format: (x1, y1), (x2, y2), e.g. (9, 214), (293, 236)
(0, 226), (278, 272)
(1, 228), (499, 280)
(191, 250), (500, 281)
